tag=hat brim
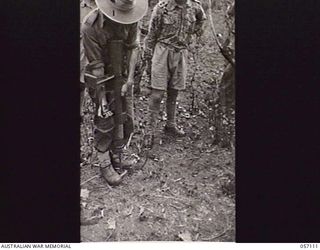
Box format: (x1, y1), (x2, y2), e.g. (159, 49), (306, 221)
(95, 0), (148, 24)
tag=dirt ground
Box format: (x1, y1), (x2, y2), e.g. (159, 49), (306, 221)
(80, 0), (235, 242)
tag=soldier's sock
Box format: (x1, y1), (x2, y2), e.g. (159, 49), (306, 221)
(148, 89), (164, 131)
(97, 151), (111, 168)
(149, 89), (164, 112)
(146, 89), (164, 146)
(166, 89), (178, 128)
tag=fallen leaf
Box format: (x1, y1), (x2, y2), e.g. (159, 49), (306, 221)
(80, 188), (90, 199)
(138, 206), (145, 216)
(107, 218), (116, 229)
(178, 231), (193, 241)
(138, 206), (148, 221)
(123, 206), (134, 217)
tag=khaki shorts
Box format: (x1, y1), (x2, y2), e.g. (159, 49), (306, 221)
(151, 43), (188, 91)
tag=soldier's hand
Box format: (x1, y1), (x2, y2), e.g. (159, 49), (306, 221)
(121, 80), (134, 97)
(121, 83), (128, 97)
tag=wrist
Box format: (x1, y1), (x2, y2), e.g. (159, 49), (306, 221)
(127, 80), (134, 88)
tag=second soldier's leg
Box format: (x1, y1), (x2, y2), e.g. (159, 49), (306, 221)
(148, 88), (165, 140)
(164, 88), (185, 136)
(164, 49), (187, 137)
(146, 89), (165, 154)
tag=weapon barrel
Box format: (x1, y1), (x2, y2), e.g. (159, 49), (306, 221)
(107, 40), (127, 145)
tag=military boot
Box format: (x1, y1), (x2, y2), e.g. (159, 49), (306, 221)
(100, 165), (122, 186)
(164, 125), (185, 137)
(109, 150), (135, 171)
(165, 91), (185, 137)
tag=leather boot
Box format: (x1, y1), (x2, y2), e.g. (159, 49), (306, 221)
(164, 125), (185, 137)
(166, 89), (185, 137)
(100, 165), (122, 186)
(109, 150), (134, 171)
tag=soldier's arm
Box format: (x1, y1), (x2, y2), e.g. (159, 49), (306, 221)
(221, 21), (235, 65)
(143, 4), (163, 61)
(221, 4), (235, 65)
(81, 23), (104, 76)
(194, 2), (207, 36)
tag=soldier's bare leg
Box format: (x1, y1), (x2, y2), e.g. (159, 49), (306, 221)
(149, 88), (165, 136)
(146, 89), (165, 155)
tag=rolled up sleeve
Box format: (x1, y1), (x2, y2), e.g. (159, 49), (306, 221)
(144, 5), (162, 60)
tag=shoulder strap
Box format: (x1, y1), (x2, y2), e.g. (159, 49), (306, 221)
(83, 8), (99, 26)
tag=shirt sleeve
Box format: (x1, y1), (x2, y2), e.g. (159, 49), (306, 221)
(81, 23), (104, 70)
(144, 4), (163, 60)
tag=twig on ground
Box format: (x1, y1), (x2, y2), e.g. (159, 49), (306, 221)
(169, 203), (185, 210)
(91, 185), (110, 190)
(195, 233), (200, 241)
(105, 231), (113, 241)
(200, 225), (231, 241)
(81, 235), (93, 242)
(217, 164), (235, 177)
(105, 182), (113, 191)
(124, 133), (134, 150)
(184, 156), (201, 163)
(120, 170), (128, 178)
(81, 174), (100, 186)
(152, 194), (191, 204)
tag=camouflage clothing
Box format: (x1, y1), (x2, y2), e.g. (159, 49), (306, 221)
(144, 0), (206, 56)
(144, 0), (206, 90)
